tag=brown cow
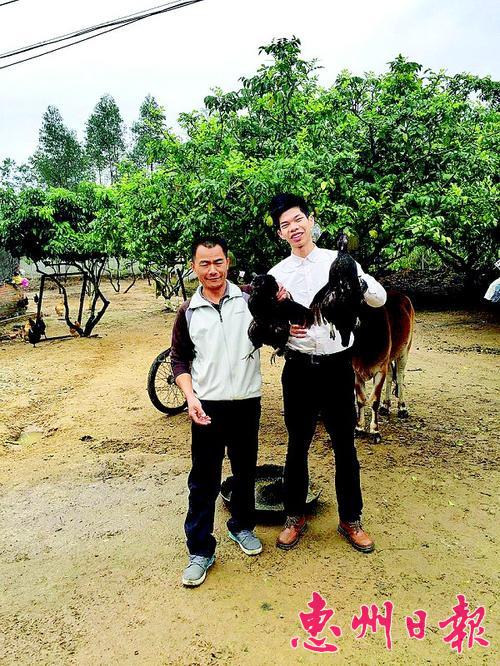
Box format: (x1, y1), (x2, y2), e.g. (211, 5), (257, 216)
(352, 290), (415, 442)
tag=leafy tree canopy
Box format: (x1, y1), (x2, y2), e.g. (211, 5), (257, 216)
(129, 94), (170, 170)
(1, 38), (498, 286)
(0, 183), (116, 263)
(31, 106), (87, 189)
(0, 158), (36, 191)
(171, 41), (499, 275)
(85, 94), (126, 184)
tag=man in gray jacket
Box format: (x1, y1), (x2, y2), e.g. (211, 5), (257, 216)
(171, 235), (262, 587)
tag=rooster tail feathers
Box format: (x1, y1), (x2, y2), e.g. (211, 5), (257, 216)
(311, 304), (324, 326)
(309, 283), (330, 325)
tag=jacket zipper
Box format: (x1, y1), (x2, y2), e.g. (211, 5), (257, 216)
(218, 299), (236, 399)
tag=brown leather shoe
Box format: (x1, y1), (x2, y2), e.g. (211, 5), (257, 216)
(276, 516), (307, 550)
(338, 520), (375, 553)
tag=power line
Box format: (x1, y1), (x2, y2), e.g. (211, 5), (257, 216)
(0, 0), (204, 60)
(0, 0), (21, 7)
(0, 0), (205, 70)
(1, 20), (152, 70)
(1, 1), (186, 59)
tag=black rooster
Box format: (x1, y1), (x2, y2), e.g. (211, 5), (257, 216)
(310, 233), (365, 347)
(247, 274), (314, 359)
(26, 316), (47, 347)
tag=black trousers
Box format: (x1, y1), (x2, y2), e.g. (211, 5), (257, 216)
(281, 349), (363, 522)
(184, 397), (261, 557)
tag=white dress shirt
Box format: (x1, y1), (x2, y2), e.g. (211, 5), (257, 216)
(269, 245), (387, 355)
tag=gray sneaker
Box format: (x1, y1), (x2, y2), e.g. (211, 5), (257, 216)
(182, 554), (215, 587)
(229, 529), (263, 555)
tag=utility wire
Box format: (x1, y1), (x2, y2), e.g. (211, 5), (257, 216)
(0, 0), (21, 7)
(1, 1), (187, 59)
(0, 0), (204, 70)
(1, 19), (151, 70)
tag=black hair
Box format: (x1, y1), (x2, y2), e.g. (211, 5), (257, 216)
(191, 235), (229, 260)
(269, 193), (310, 227)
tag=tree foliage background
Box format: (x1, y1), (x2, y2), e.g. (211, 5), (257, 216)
(31, 106), (87, 188)
(1, 37), (498, 293)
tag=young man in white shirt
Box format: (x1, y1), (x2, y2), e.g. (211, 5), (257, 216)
(268, 193), (386, 553)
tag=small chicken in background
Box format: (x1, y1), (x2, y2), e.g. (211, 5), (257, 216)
(247, 273), (314, 359)
(69, 322), (82, 337)
(55, 300), (65, 318)
(16, 295), (29, 310)
(310, 233), (365, 347)
(22, 315), (46, 347)
(54, 300), (64, 319)
(21, 320), (31, 341)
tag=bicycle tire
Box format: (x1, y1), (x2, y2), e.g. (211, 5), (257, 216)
(147, 348), (187, 415)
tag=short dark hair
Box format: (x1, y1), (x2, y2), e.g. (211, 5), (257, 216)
(191, 235), (228, 260)
(269, 193), (310, 227)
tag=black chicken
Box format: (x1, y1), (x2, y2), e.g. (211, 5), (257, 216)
(247, 274), (314, 359)
(26, 316), (47, 347)
(36, 315), (47, 339)
(310, 233), (365, 347)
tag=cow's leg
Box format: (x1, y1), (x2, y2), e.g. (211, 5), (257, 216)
(379, 365), (393, 417)
(396, 348), (410, 418)
(368, 370), (386, 443)
(354, 375), (367, 437)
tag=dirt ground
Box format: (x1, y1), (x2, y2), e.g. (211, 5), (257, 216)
(0, 280), (498, 665)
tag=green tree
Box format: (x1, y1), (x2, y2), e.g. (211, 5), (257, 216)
(204, 36), (319, 157)
(130, 94), (169, 170)
(0, 158), (18, 189)
(0, 158), (36, 191)
(310, 58), (499, 277)
(113, 166), (193, 297)
(186, 43), (498, 280)
(0, 184), (118, 335)
(31, 106), (86, 188)
(9, 39), (495, 306)
(85, 95), (126, 184)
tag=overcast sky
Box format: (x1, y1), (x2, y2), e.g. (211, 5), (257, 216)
(0, 0), (498, 164)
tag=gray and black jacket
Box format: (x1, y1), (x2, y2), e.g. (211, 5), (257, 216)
(170, 281), (261, 401)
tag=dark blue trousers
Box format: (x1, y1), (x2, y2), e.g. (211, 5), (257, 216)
(184, 397), (261, 557)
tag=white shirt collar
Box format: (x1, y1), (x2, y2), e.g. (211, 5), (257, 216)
(289, 244), (321, 266)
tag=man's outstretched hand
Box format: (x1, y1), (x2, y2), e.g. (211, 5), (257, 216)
(187, 396), (212, 426)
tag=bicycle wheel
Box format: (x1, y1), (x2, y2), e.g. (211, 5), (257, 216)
(147, 348), (187, 415)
